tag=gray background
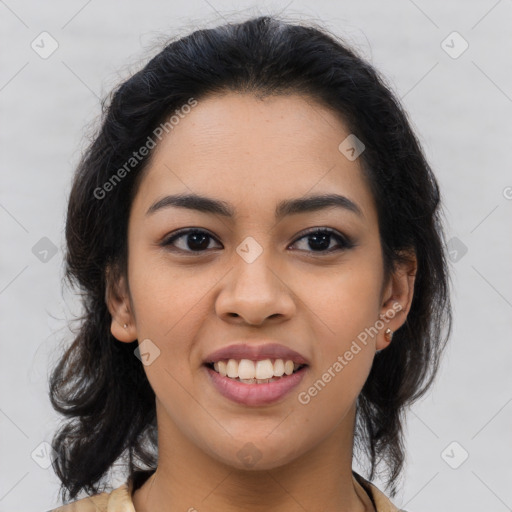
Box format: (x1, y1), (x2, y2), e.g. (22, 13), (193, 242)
(1, 1), (511, 511)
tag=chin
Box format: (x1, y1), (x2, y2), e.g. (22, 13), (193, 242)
(205, 438), (306, 472)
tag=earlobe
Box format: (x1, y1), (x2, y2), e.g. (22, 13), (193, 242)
(376, 250), (417, 351)
(110, 315), (137, 343)
(105, 265), (137, 343)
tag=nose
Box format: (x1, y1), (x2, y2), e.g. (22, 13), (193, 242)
(214, 248), (296, 326)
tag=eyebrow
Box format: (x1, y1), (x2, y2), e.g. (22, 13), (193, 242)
(146, 192), (364, 220)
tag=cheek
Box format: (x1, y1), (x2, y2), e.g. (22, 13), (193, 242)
(304, 258), (383, 342)
(294, 268), (380, 421)
(127, 257), (207, 406)
(128, 251), (207, 336)
(296, 256), (381, 399)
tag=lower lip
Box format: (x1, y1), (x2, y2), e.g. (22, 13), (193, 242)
(204, 364), (308, 406)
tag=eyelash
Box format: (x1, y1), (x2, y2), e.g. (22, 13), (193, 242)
(160, 228), (355, 256)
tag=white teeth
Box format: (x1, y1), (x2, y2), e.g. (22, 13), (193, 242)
(218, 360), (227, 377)
(273, 359), (285, 376)
(239, 377), (280, 384)
(255, 360), (274, 380)
(210, 358), (303, 380)
(238, 359), (255, 380)
(226, 359), (238, 378)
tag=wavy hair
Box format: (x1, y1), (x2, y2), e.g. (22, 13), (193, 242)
(49, 14), (452, 503)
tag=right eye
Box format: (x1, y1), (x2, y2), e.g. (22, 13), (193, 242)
(161, 229), (222, 254)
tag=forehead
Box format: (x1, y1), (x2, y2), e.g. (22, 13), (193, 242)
(132, 92), (377, 225)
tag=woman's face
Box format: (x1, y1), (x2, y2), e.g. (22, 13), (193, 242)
(110, 92), (411, 471)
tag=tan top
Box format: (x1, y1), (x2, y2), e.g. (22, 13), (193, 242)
(47, 472), (403, 512)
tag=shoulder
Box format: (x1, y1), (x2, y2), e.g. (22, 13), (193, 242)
(353, 471), (407, 512)
(45, 483), (133, 512)
(45, 492), (110, 512)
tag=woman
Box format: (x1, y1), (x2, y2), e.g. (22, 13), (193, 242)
(47, 14), (452, 512)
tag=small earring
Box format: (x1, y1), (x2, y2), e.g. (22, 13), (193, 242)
(384, 328), (393, 342)
(123, 323), (128, 329)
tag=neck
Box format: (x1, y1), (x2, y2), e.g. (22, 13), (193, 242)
(132, 401), (371, 512)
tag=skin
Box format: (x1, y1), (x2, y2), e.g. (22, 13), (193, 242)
(107, 92), (417, 512)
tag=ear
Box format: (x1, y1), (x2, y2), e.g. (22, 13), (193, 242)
(377, 249), (417, 351)
(105, 264), (137, 343)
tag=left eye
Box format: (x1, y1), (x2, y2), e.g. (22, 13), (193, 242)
(161, 228), (354, 254)
(291, 228), (354, 253)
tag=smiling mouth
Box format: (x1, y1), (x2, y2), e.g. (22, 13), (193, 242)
(204, 360), (308, 384)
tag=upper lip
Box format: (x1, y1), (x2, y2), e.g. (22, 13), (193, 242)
(204, 343), (310, 365)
